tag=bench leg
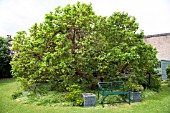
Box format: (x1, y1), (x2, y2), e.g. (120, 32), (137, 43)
(98, 92), (99, 100)
(128, 92), (131, 105)
(101, 96), (107, 108)
(101, 97), (104, 108)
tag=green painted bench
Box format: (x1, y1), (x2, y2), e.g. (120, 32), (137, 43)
(98, 81), (130, 107)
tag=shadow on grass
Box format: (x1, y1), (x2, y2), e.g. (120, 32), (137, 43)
(0, 78), (15, 87)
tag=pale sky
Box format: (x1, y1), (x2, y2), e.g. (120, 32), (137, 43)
(0, 0), (170, 37)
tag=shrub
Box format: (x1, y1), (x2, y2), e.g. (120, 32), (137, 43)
(126, 75), (146, 91)
(0, 36), (12, 78)
(150, 74), (161, 92)
(166, 66), (170, 87)
(12, 90), (22, 99)
(166, 66), (170, 79)
(131, 84), (144, 92)
(65, 84), (83, 106)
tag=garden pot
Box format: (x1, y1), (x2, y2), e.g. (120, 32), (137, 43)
(82, 93), (96, 107)
(130, 91), (142, 102)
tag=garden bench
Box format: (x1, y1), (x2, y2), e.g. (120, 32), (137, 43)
(98, 81), (130, 107)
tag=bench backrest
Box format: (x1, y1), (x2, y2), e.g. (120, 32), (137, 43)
(98, 81), (125, 91)
(98, 82), (112, 91)
(112, 81), (125, 91)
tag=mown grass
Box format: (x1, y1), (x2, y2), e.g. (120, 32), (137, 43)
(0, 78), (170, 113)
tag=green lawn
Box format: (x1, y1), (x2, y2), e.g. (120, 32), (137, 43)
(0, 78), (170, 113)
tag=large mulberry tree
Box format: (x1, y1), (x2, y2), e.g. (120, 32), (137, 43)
(11, 2), (158, 91)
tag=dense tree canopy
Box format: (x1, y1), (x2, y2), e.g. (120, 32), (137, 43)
(11, 2), (158, 91)
(0, 36), (11, 78)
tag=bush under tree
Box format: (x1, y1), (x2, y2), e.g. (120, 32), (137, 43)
(11, 2), (158, 92)
(166, 66), (170, 79)
(0, 36), (11, 78)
